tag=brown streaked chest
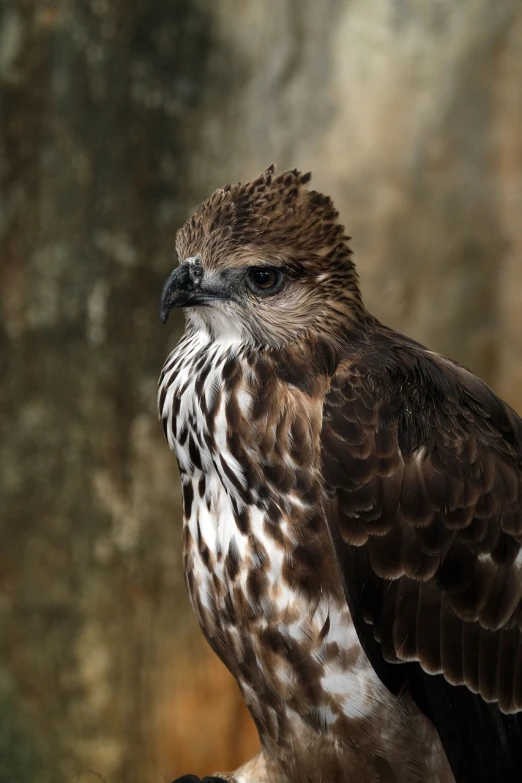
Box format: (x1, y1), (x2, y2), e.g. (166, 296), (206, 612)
(159, 332), (453, 782)
(160, 333), (382, 704)
(160, 331), (355, 649)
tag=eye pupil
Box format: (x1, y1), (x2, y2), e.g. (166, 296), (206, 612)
(253, 270), (274, 287)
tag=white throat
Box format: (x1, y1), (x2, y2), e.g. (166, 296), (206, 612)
(186, 306), (247, 350)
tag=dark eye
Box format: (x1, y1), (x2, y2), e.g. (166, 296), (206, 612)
(246, 267), (283, 294)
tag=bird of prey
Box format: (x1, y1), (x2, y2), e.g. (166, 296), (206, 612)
(159, 166), (522, 783)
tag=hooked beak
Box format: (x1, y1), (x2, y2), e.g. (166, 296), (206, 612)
(160, 257), (234, 324)
(160, 261), (199, 324)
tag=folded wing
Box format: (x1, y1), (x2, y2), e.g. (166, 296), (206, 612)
(321, 337), (522, 782)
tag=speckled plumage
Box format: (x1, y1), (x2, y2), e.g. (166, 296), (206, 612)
(159, 331), (450, 783)
(159, 167), (522, 783)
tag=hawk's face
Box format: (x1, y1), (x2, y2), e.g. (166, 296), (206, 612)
(160, 167), (364, 348)
(160, 250), (347, 347)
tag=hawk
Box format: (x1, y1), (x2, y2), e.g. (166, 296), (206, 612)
(159, 166), (522, 783)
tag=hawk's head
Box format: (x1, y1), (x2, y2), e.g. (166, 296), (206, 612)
(160, 166), (367, 348)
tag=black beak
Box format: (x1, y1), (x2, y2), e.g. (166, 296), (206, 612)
(160, 259), (204, 324)
(160, 258), (237, 324)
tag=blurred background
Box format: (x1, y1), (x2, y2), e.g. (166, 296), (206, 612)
(0, 1), (521, 781)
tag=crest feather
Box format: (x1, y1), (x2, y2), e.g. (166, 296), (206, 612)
(176, 165), (351, 267)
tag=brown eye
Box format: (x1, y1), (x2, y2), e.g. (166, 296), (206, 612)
(246, 267), (283, 294)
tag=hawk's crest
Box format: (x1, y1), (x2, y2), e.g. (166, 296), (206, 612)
(176, 165), (350, 266)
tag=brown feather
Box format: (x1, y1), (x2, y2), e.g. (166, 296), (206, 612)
(321, 336), (522, 712)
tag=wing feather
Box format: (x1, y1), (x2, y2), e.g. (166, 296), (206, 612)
(321, 334), (522, 780)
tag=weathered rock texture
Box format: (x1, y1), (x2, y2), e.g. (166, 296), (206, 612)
(0, 1), (521, 782)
